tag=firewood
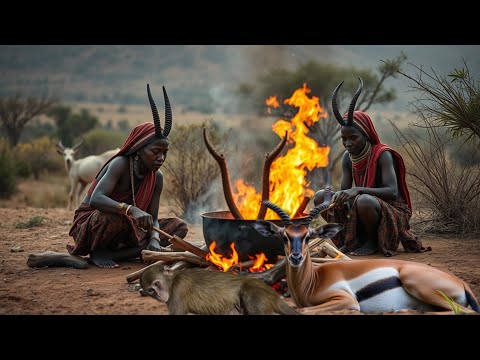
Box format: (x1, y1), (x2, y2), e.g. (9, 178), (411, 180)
(293, 196), (311, 218)
(126, 260), (167, 283)
(318, 241), (352, 260)
(152, 226), (208, 259)
(141, 250), (210, 266)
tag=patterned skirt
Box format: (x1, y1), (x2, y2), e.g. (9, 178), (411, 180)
(67, 203), (188, 256)
(327, 197), (431, 257)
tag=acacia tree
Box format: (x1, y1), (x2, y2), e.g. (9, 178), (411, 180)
(0, 94), (57, 147)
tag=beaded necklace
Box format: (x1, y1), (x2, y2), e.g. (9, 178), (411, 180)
(349, 141), (372, 187)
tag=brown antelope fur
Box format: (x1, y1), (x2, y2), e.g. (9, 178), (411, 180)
(253, 189), (479, 315)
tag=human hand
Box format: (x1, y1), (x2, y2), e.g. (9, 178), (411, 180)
(146, 237), (162, 252)
(130, 207), (153, 231)
(334, 188), (359, 208)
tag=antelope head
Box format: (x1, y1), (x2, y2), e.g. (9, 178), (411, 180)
(252, 185), (342, 268)
(56, 140), (83, 171)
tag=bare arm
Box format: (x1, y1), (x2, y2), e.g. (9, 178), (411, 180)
(335, 151), (398, 206)
(145, 171), (164, 251)
(90, 156), (129, 214)
(90, 156), (159, 234)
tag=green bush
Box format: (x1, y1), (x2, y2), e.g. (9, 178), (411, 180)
(76, 128), (124, 156)
(16, 136), (64, 179)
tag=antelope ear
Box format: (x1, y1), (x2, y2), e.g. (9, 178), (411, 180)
(252, 220), (283, 237)
(310, 223), (343, 239)
(56, 148), (64, 155)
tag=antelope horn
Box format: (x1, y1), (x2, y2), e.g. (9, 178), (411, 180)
(261, 200), (293, 225)
(72, 140), (83, 151)
(257, 131), (288, 220)
(331, 81), (346, 126)
(346, 76), (364, 126)
(147, 84), (163, 139)
(57, 140), (66, 151)
(162, 86), (172, 138)
(203, 127), (244, 219)
(302, 173), (332, 226)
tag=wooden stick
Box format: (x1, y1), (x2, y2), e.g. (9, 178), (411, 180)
(152, 226), (208, 259)
(126, 260), (167, 283)
(319, 241), (352, 260)
(293, 196), (311, 218)
(141, 250), (210, 266)
(320, 202), (336, 213)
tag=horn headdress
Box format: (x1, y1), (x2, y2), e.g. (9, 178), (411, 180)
(331, 76), (363, 127)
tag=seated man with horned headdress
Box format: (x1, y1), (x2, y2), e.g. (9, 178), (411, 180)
(313, 77), (431, 257)
(67, 85), (188, 268)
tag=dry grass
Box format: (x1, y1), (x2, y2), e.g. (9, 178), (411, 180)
(0, 175), (69, 209)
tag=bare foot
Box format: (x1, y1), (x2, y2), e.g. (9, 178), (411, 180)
(350, 243), (378, 256)
(90, 249), (119, 268)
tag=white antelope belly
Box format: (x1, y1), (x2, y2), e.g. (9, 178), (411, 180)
(331, 267), (437, 313)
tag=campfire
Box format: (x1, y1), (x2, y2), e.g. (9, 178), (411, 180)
(127, 84), (350, 289)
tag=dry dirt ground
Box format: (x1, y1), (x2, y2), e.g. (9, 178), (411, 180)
(1, 205), (479, 317)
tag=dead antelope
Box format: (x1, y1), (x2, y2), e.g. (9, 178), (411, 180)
(252, 186), (480, 314)
(56, 140), (119, 210)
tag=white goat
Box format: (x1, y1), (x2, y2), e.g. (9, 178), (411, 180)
(56, 140), (119, 210)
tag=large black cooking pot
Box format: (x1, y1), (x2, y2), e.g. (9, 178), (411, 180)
(201, 211), (309, 262)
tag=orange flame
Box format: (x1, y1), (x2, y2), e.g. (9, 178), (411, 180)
(206, 241), (272, 272)
(233, 83), (330, 219)
(266, 95), (280, 114)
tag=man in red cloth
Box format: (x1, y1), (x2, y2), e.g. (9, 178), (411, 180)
(313, 77), (431, 257)
(67, 85), (188, 268)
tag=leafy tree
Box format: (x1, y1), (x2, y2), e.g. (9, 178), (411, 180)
(48, 105), (99, 147)
(0, 94), (57, 147)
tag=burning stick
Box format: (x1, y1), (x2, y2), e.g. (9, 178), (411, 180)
(292, 196), (311, 218)
(203, 127), (244, 219)
(257, 132), (288, 220)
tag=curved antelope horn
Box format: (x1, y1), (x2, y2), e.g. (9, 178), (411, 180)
(261, 200), (293, 226)
(346, 76), (364, 126)
(256, 131), (288, 220)
(302, 173), (332, 226)
(203, 127), (244, 219)
(147, 84), (163, 138)
(72, 140), (83, 151)
(331, 81), (346, 126)
(57, 140), (66, 151)
(162, 86), (172, 138)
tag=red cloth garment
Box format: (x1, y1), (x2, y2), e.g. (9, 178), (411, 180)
(330, 111), (431, 256)
(345, 111), (412, 210)
(86, 122), (157, 210)
(67, 122), (178, 256)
